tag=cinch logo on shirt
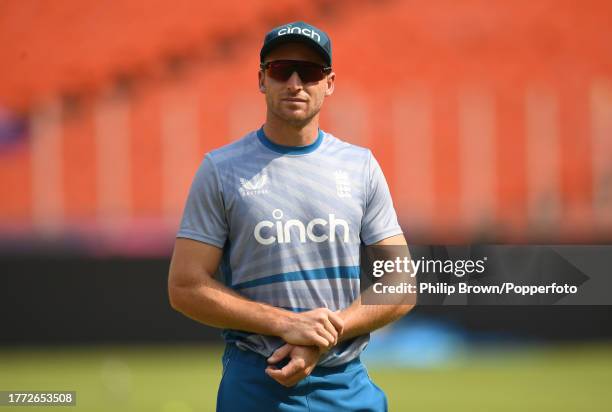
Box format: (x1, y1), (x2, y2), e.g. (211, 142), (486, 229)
(277, 25), (321, 43)
(254, 209), (349, 245)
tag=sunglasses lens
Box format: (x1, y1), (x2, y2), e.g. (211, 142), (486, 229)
(266, 61), (327, 83)
(298, 65), (325, 83)
(267, 63), (293, 81)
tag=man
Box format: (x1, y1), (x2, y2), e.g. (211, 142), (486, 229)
(168, 21), (413, 411)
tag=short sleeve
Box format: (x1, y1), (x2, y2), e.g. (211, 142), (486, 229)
(360, 151), (403, 245)
(176, 155), (228, 248)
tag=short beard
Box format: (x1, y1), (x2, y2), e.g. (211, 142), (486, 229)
(269, 102), (321, 129)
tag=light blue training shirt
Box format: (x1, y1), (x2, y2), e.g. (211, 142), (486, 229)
(177, 127), (403, 367)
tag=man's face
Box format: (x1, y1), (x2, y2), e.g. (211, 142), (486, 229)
(259, 42), (335, 127)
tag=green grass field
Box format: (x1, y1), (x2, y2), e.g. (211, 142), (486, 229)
(1, 343), (611, 411)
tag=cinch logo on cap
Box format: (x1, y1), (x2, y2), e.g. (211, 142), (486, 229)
(277, 25), (321, 43)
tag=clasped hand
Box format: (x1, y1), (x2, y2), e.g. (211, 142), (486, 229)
(267, 308), (344, 387)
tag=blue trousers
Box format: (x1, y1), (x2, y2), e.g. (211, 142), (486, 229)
(216, 344), (388, 412)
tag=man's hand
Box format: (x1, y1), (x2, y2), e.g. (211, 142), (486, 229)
(265, 343), (322, 387)
(279, 308), (344, 350)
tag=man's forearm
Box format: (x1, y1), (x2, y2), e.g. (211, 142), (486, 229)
(336, 234), (414, 341)
(338, 298), (414, 342)
(169, 275), (292, 337)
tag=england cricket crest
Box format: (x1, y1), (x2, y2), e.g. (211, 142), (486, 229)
(334, 170), (351, 198)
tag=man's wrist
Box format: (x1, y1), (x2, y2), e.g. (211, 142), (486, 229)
(336, 308), (353, 342)
(268, 306), (295, 338)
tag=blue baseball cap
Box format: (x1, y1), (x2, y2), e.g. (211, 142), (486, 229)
(260, 21), (332, 66)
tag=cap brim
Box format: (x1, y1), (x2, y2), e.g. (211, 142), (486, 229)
(260, 34), (331, 66)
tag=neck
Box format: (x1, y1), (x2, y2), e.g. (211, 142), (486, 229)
(263, 112), (320, 146)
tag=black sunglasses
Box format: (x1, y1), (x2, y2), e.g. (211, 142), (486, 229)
(260, 60), (332, 83)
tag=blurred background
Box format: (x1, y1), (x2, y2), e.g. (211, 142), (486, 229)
(1, 0), (611, 411)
